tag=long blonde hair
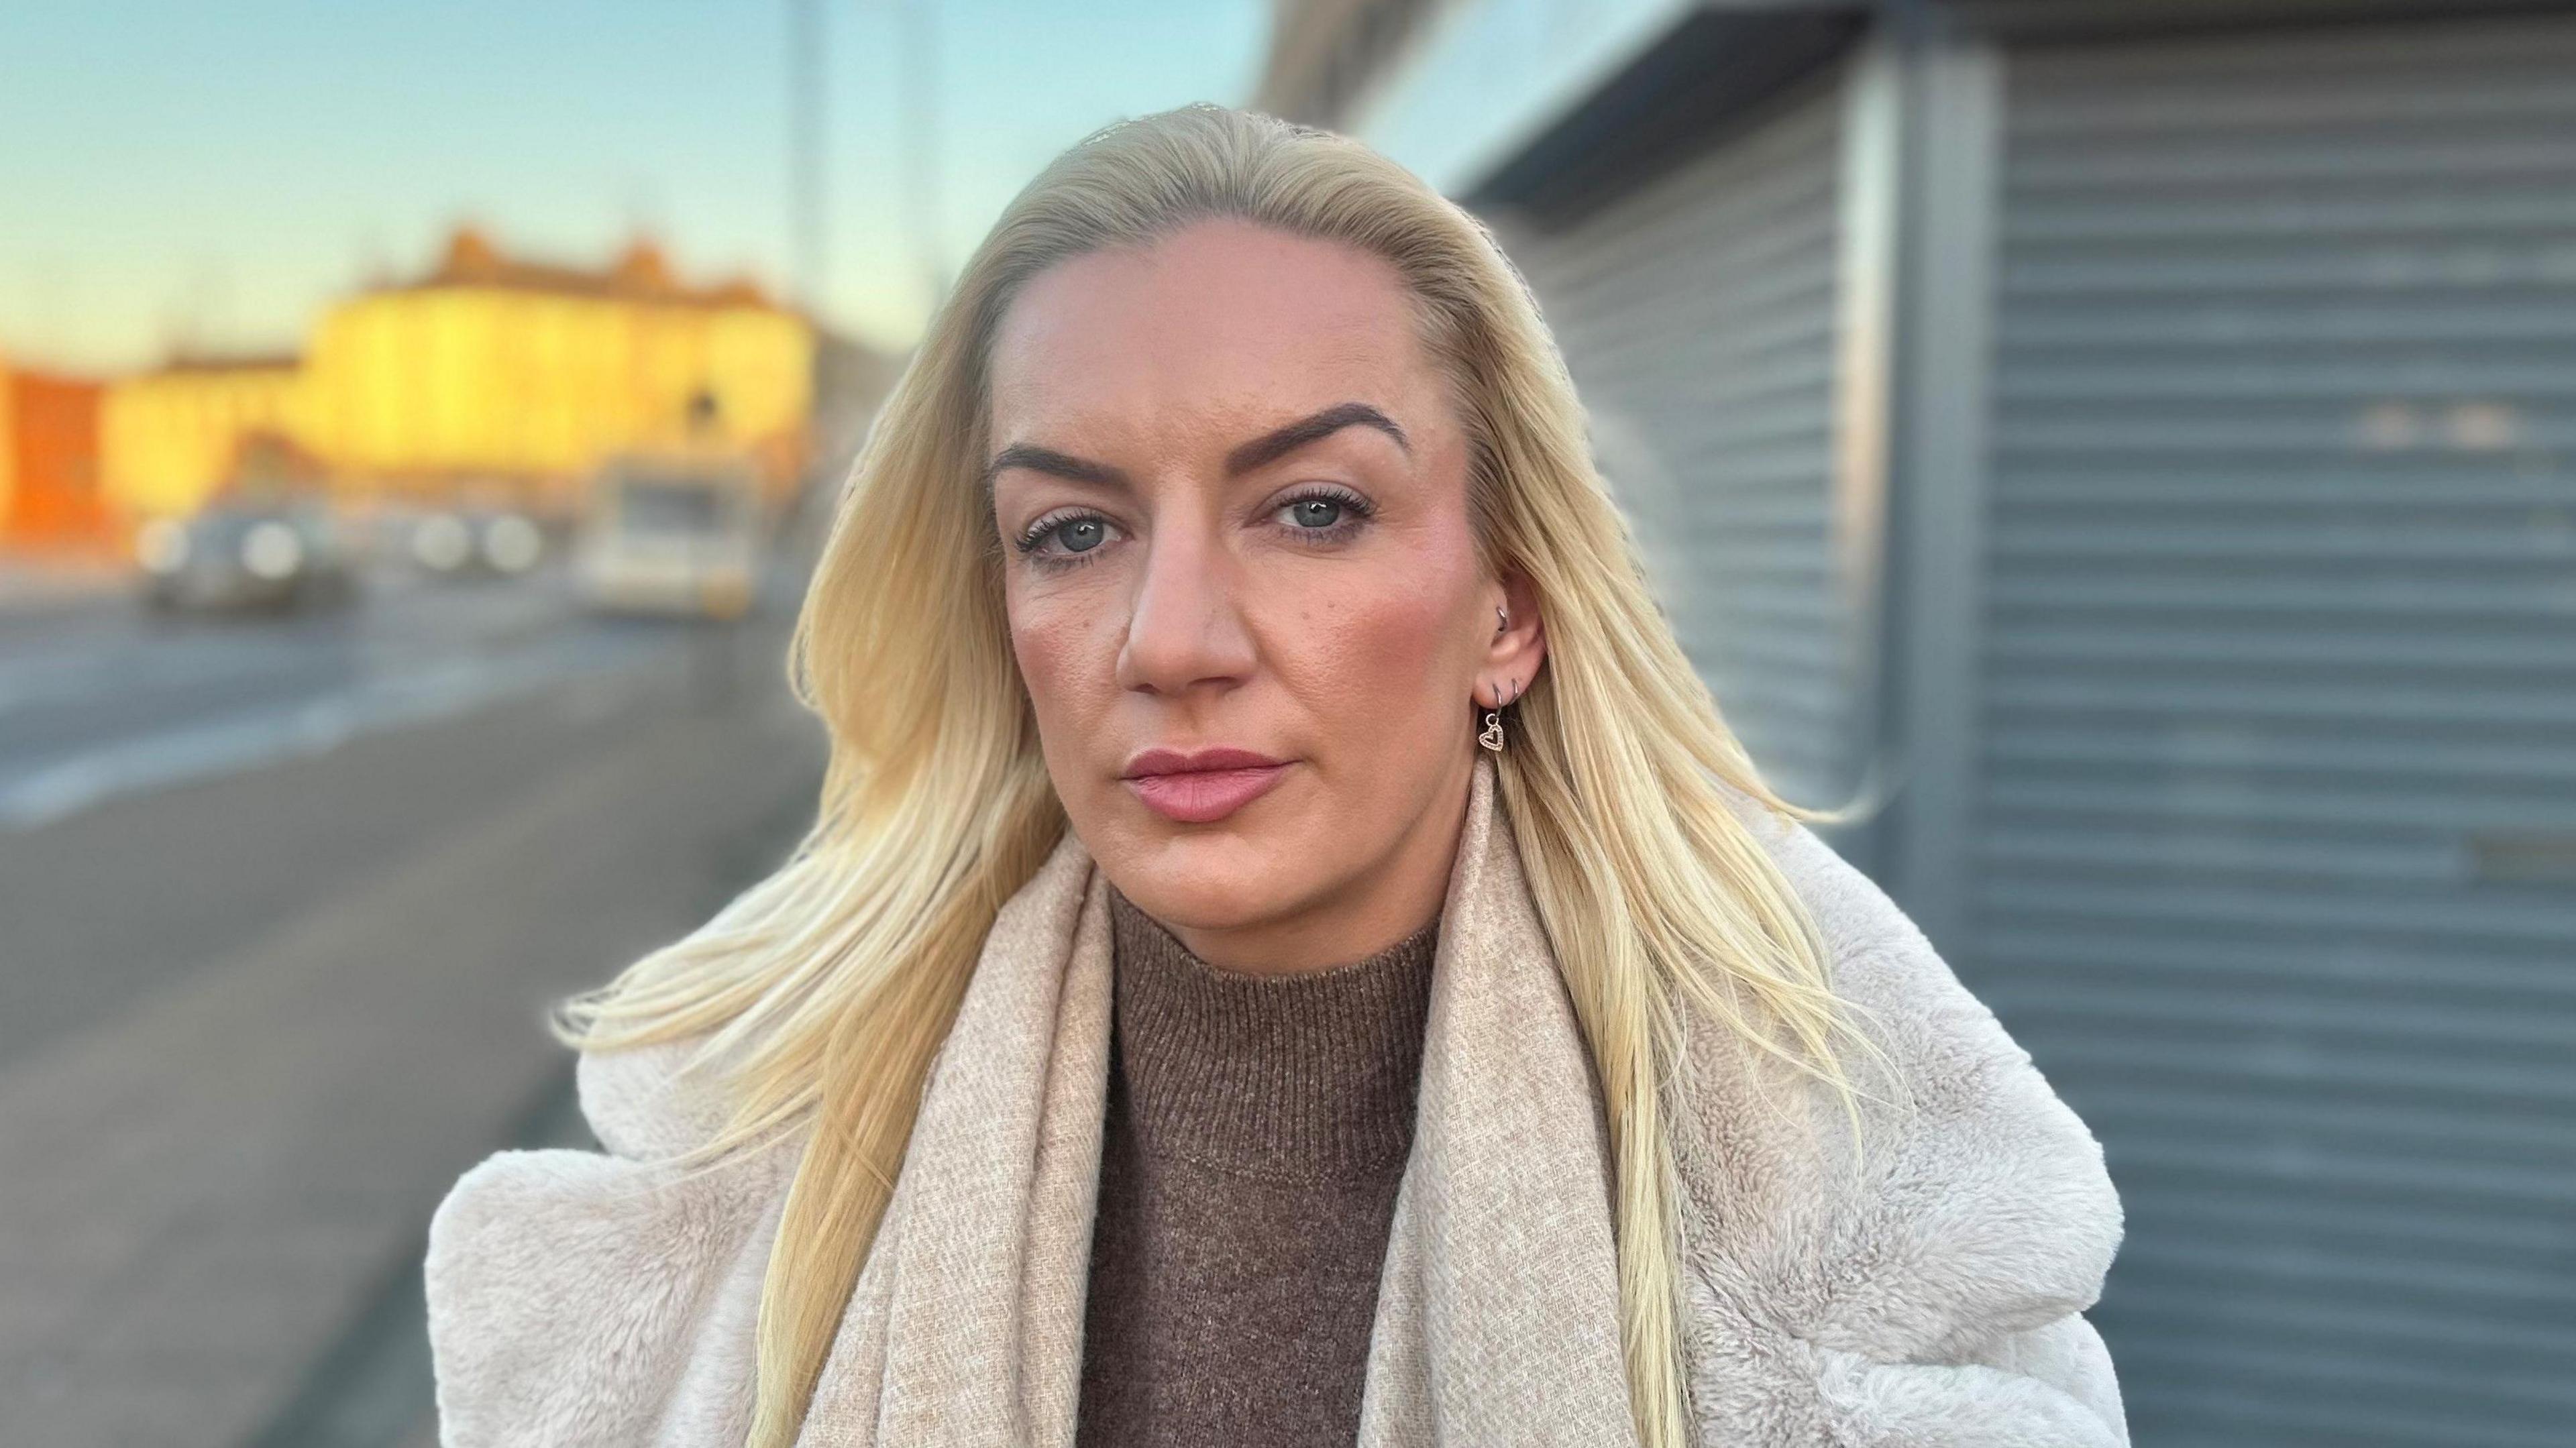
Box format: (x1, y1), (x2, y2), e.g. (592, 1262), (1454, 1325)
(554, 102), (1862, 1448)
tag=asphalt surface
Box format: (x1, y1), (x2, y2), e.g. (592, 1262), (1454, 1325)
(0, 561), (830, 1447)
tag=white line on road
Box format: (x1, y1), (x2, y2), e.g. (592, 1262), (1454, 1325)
(0, 638), (660, 832)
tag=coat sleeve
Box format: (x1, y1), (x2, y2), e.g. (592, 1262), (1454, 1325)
(1801, 1309), (2129, 1447)
(1967, 1311), (2127, 1441)
(423, 1149), (722, 1446)
(1674, 801), (2132, 1448)
(423, 1040), (790, 1447)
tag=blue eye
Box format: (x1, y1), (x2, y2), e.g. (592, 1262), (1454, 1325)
(1017, 511), (1115, 561)
(1283, 497), (1344, 529)
(1269, 488), (1371, 542)
(1052, 517), (1108, 552)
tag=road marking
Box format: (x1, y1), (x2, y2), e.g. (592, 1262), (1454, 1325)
(0, 634), (661, 832)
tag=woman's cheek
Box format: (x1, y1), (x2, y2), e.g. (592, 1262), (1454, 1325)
(1008, 594), (1093, 730)
(1277, 569), (1462, 742)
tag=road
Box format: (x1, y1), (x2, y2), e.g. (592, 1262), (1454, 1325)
(0, 561), (830, 1447)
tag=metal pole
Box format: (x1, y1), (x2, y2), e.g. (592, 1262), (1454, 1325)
(788, 0), (828, 313)
(898, 0), (945, 307)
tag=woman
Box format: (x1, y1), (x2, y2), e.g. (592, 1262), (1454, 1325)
(425, 103), (2127, 1447)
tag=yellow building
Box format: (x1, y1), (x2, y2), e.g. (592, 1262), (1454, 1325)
(101, 354), (305, 520)
(98, 227), (815, 522)
(301, 229), (814, 513)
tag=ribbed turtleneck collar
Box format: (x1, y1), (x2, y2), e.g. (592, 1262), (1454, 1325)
(1105, 887), (1439, 1182)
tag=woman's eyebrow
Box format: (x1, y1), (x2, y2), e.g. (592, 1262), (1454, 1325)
(981, 401), (1407, 492)
(1224, 401), (1407, 476)
(982, 444), (1126, 492)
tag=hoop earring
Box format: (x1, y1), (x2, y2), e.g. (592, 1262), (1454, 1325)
(1479, 709), (1505, 752)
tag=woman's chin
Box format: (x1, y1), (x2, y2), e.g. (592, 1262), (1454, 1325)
(1095, 827), (1324, 938)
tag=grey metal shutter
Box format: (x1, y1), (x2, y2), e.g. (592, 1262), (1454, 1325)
(1499, 69), (1867, 810)
(1979, 16), (2576, 1447)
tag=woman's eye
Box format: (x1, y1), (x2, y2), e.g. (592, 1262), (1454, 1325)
(1017, 512), (1116, 560)
(1049, 517), (1108, 553)
(1282, 497), (1344, 529)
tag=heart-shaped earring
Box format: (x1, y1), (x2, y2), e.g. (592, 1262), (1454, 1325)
(1480, 675), (1519, 750)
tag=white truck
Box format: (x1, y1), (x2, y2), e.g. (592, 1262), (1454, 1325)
(574, 453), (765, 620)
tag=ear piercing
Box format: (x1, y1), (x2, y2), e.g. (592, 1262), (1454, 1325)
(1479, 584), (1520, 755)
(1477, 675), (1519, 753)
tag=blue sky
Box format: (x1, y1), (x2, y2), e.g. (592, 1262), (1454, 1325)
(0, 0), (1269, 374)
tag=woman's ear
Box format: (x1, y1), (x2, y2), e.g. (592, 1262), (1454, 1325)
(1477, 571), (1548, 710)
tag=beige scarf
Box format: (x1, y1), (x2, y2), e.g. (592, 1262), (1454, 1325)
(427, 757), (2132, 1446)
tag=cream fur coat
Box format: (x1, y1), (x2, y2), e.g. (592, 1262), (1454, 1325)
(425, 757), (2128, 1445)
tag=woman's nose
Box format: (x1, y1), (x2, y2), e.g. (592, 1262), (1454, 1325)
(1114, 525), (1256, 696)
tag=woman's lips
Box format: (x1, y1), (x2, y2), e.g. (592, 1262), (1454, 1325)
(1122, 748), (1292, 824)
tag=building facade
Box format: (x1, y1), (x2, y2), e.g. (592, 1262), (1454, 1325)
(1260, 3), (2576, 1444)
(299, 229), (814, 512)
(101, 355), (303, 522)
(97, 228), (816, 524)
(0, 343), (113, 553)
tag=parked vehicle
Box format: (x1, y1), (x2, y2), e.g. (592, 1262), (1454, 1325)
(134, 501), (357, 614)
(409, 507), (547, 579)
(574, 455), (763, 619)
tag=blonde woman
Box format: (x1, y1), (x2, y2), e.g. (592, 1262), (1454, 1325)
(425, 104), (2127, 1448)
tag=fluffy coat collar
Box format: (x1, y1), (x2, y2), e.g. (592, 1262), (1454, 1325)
(425, 757), (2128, 1445)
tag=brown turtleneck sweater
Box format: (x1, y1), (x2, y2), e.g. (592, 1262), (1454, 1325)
(1075, 888), (1440, 1448)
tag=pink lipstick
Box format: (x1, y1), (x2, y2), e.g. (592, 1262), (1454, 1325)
(1122, 746), (1292, 824)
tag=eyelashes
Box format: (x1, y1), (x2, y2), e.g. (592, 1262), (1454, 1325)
(1010, 485), (1375, 571)
(1013, 511), (1115, 559)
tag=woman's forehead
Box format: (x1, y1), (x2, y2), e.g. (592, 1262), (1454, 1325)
(986, 221), (1443, 447)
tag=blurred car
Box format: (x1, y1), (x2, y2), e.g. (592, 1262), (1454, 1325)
(135, 502), (358, 614)
(409, 507), (548, 579)
(575, 455), (763, 620)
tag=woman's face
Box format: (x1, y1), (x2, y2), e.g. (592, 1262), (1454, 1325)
(985, 218), (1546, 973)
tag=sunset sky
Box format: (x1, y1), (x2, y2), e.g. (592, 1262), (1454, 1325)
(0, 0), (1267, 375)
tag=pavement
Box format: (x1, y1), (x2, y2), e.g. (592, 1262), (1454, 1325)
(0, 564), (828, 1446)
(0, 553), (124, 614)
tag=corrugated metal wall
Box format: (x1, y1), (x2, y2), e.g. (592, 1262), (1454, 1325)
(1977, 15), (2576, 1445)
(1503, 72), (1868, 810)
